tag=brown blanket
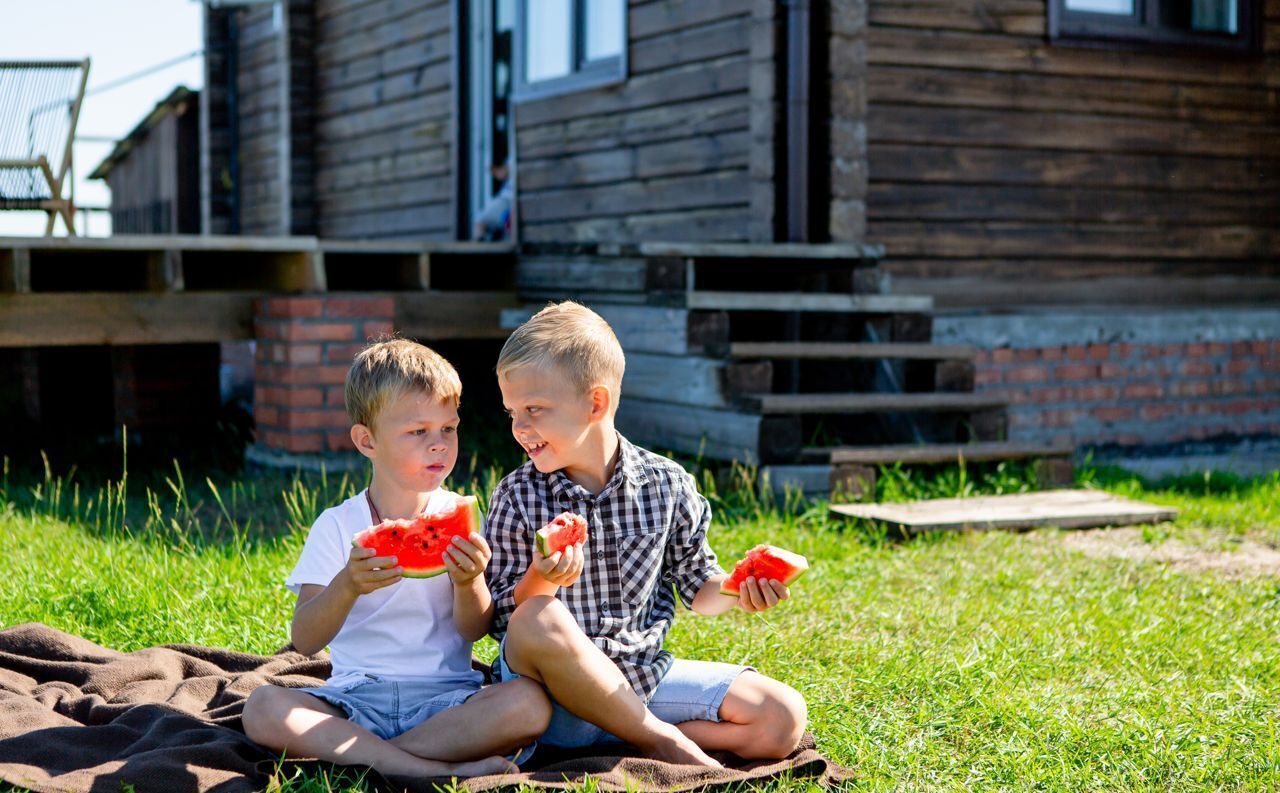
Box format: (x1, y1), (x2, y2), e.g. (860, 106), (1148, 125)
(0, 624), (852, 792)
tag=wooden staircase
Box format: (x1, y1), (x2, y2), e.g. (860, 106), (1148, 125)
(506, 242), (1075, 497)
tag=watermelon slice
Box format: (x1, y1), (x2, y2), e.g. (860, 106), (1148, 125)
(351, 495), (483, 578)
(535, 512), (588, 557)
(720, 545), (809, 597)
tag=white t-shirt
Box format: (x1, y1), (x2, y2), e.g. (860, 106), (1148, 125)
(286, 488), (484, 689)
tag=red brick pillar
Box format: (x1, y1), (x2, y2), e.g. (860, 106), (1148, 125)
(251, 296), (395, 465)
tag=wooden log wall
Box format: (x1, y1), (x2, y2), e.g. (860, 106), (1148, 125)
(312, 0), (457, 239)
(105, 109), (199, 235)
(236, 4), (286, 236)
(514, 0), (779, 244)
(855, 0), (1280, 307)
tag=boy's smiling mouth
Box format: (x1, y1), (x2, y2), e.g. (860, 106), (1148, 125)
(525, 440), (548, 456)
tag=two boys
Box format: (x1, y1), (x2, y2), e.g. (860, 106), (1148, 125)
(243, 303), (806, 775)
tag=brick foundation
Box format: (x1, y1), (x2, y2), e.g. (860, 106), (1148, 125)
(974, 340), (1280, 447)
(252, 295), (394, 460)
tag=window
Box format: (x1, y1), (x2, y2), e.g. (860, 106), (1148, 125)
(1048, 0), (1261, 52)
(514, 0), (626, 100)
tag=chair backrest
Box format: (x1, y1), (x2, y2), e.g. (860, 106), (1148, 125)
(0, 59), (90, 203)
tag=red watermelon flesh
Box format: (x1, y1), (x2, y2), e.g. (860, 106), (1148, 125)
(720, 544), (809, 597)
(352, 495), (483, 578)
(535, 512), (588, 557)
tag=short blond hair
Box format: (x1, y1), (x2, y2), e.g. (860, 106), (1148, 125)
(345, 338), (462, 428)
(496, 302), (625, 395)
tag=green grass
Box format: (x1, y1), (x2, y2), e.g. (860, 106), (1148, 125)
(2, 452), (1279, 792)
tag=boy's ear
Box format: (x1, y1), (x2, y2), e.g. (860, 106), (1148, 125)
(350, 423), (377, 459)
(587, 384), (613, 423)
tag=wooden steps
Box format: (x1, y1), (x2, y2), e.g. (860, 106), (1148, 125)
(507, 242), (1076, 483)
(740, 392), (1007, 414)
(730, 341), (976, 360)
(802, 441), (1074, 465)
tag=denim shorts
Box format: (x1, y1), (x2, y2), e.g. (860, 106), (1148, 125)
(495, 638), (750, 749)
(299, 674), (538, 764)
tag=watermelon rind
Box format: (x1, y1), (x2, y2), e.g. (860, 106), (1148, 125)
(351, 495), (483, 579)
(720, 544), (809, 597)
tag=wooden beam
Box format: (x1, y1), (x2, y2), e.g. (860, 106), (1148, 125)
(729, 341), (976, 360)
(0, 292), (255, 346)
(741, 392), (1007, 414)
(803, 441), (1075, 465)
(0, 249), (31, 293)
(679, 291), (934, 312)
(145, 249), (184, 292)
(616, 398), (801, 464)
(395, 291), (521, 340)
(634, 241), (884, 260)
(624, 354), (772, 409)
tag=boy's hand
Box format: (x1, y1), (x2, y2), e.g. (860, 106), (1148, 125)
(737, 577), (790, 613)
(532, 543), (584, 587)
(341, 546), (403, 596)
(444, 531), (492, 585)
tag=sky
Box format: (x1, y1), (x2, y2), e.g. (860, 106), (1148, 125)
(0, 0), (205, 236)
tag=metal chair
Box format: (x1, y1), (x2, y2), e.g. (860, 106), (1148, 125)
(0, 59), (91, 236)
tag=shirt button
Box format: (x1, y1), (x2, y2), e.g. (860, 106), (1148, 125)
(596, 550), (605, 559)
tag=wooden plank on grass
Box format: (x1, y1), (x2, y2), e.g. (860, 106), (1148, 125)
(830, 489), (1177, 533)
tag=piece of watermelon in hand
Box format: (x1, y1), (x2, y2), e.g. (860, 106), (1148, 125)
(352, 495), (483, 578)
(535, 512), (588, 557)
(720, 544), (809, 597)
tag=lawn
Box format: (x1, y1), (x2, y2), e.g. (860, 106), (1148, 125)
(1, 453), (1278, 792)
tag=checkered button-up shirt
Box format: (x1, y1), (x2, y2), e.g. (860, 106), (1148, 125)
(484, 434), (724, 702)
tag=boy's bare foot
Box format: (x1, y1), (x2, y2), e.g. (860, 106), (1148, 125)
(419, 755), (517, 778)
(643, 724), (723, 768)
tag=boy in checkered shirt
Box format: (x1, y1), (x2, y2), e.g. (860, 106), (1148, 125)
(484, 302), (806, 767)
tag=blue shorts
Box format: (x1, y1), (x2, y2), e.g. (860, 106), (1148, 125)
(300, 675), (537, 764)
(496, 638), (750, 749)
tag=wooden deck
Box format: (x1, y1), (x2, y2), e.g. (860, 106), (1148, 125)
(0, 236), (518, 347)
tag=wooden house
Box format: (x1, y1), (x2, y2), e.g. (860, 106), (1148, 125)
(89, 86), (202, 235)
(187, 0), (1279, 478)
(6, 0), (1272, 478)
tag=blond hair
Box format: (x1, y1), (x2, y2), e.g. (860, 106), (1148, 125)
(345, 338), (462, 428)
(496, 302), (625, 396)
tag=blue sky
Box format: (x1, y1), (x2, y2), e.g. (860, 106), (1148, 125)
(1, 0), (204, 236)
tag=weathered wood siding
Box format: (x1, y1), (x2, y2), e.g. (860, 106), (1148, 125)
(859, 0), (1280, 306)
(514, 0), (779, 244)
(236, 4), (286, 236)
(105, 107), (200, 235)
(312, 0), (456, 239)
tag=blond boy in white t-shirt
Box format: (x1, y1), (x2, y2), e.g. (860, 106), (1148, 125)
(242, 340), (550, 778)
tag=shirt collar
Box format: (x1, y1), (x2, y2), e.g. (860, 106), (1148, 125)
(547, 433), (649, 507)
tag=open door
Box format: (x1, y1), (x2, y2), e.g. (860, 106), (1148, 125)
(463, 0), (514, 240)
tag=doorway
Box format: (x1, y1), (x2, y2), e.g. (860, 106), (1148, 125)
(464, 0), (514, 240)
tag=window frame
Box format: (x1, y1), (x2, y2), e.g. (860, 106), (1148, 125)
(1048, 0), (1262, 54)
(513, 0), (627, 102)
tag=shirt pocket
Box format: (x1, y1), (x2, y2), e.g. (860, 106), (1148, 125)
(612, 526), (667, 607)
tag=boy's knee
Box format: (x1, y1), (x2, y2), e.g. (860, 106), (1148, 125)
(508, 595), (577, 652)
(760, 684), (807, 758)
(506, 676), (553, 735)
(241, 685), (287, 745)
